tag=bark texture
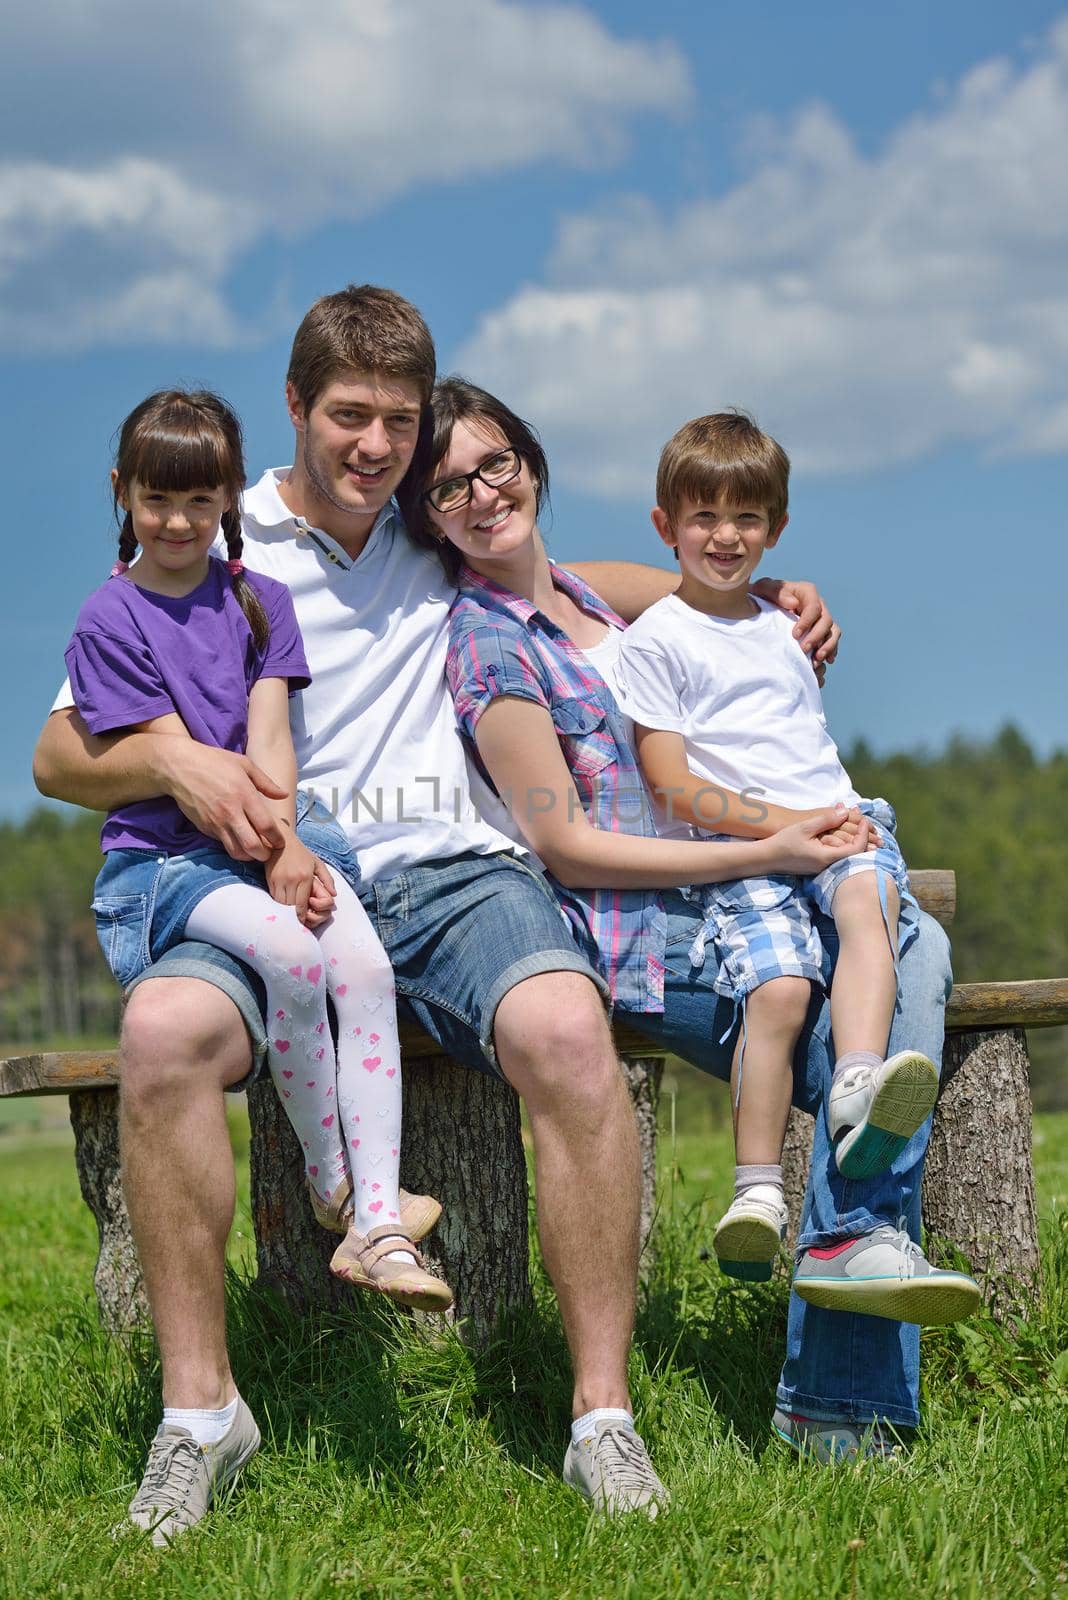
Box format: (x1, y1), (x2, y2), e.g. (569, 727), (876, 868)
(620, 1055), (665, 1256)
(248, 1054), (532, 1342)
(399, 1055), (531, 1338)
(780, 1107), (814, 1257)
(247, 1078), (344, 1310)
(923, 1028), (1040, 1322)
(69, 1086), (150, 1336)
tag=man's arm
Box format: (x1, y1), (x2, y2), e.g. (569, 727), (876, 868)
(566, 560), (677, 625)
(566, 559), (841, 667)
(33, 707), (288, 860)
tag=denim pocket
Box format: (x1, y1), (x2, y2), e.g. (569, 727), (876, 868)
(92, 893), (150, 986)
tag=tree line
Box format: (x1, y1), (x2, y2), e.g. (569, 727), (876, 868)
(2, 724), (1064, 1105)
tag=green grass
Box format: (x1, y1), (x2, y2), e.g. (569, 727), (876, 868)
(1, 1104), (1066, 1598)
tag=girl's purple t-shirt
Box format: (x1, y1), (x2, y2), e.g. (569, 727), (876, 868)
(65, 558), (310, 854)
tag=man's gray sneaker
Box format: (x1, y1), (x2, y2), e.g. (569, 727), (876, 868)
(772, 1407), (902, 1465)
(126, 1395), (261, 1546)
(829, 1050), (939, 1178)
(563, 1421), (669, 1518)
(793, 1227), (981, 1324)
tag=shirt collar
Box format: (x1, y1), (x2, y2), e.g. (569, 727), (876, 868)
(243, 466), (399, 566)
(457, 559), (624, 635)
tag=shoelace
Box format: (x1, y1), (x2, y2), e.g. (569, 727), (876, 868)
(591, 1427), (661, 1496)
(874, 1225), (921, 1281)
(131, 1434), (204, 1515)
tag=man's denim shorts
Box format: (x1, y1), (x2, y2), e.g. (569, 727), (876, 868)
(124, 848), (608, 1087)
(96, 792), (360, 989)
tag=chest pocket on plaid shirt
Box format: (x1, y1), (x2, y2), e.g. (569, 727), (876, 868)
(552, 701), (617, 778)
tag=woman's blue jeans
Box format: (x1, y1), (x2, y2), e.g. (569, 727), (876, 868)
(632, 892), (954, 1427)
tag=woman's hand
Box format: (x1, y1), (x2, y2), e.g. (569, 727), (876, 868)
(797, 804), (881, 852)
(762, 806), (871, 875)
(265, 837), (334, 925)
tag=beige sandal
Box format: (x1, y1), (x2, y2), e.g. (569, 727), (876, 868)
(330, 1224), (454, 1313)
(308, 1176), (442, 1242)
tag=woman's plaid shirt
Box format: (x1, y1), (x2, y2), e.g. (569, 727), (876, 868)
(446, 563), (666, 1014)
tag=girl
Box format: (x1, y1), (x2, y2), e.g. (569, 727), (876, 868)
(67, 389), (451, 1312)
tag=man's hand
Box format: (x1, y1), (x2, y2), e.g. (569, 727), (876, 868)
(753, 577), (841, 676)
(163, 741), (290, 861)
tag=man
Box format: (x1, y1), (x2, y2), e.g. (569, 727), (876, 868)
(33, 285), (911, 1538)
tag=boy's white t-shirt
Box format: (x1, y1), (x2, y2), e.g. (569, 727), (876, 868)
(53, 468), (520, 883)
(610, 592), (860, 821)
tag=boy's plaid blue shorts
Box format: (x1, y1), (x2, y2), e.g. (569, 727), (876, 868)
(687, 798), (916, 1003)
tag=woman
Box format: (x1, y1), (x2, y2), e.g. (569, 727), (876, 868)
(397, 376), (959, 1464)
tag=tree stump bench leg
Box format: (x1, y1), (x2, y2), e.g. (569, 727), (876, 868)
(620, 1055), (665, 1255)
(249, 1054), (531, 1341)
(923, 1028), (1040, 1322)
(69, 1086), (149, 1337)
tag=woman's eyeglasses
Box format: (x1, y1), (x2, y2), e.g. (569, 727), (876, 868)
(424, 449), (522, 513)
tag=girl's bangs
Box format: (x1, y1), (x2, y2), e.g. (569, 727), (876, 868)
(127, 422), (230, 493)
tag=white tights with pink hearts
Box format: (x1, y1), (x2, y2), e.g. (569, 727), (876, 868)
(184, 876), (403, 1236)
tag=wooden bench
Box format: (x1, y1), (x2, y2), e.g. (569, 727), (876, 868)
(3, 871), (1065, 1336)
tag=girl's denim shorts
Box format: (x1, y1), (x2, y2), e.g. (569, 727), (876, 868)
(91, 792), (360, 988)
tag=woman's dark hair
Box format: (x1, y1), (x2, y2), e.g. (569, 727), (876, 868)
(112, 389), (269, 649)
(398, 376), (550, 582)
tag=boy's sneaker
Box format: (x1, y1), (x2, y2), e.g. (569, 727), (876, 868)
(713, 1190), (789, 1282)
(125, 1395), (261, 1546)
(829, 1051), (939, 1178)
(563, 1421), (669, 1518)
(771, 1408), (902, 1466)
(793, 1227), (981, 1324)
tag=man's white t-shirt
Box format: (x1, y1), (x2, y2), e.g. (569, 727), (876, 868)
(53, 468), (519, 883)
(610, 593), (860, 824)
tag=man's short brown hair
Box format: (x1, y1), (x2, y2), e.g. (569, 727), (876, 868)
(656, 411), (790, 528)
(286, 284), (436, 412)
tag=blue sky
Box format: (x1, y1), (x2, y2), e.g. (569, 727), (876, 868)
(4, 0), (1066, 820)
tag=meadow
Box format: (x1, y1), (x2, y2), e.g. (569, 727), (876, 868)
(1, 1082), (1065, 1600)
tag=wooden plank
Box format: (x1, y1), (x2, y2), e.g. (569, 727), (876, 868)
(945, 978), (1068, 1032)
(0, 1050), (119, 1097)
(910, 869), (956, 927)
(5, 972), (1067, 1097)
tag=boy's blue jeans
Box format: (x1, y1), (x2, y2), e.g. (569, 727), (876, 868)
(632, 891), (954, 1428)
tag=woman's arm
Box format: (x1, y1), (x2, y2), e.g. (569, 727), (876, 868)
(473, 697), (867, 889)
(635, 727), (821, 838)
(635, 727), (872, 848)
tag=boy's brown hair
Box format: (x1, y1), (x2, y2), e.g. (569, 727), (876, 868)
(656, 411), (790, 529)
(286, 284), (436, 412)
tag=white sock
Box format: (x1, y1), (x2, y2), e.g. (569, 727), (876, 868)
(571, 1407), (634, 1445)
(162, 1395), (238, 1447)
(832, 1048), (883, 1087)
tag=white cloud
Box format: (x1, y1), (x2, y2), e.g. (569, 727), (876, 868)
(0, 0), (689, 350)
(457, 16), (1068, 489)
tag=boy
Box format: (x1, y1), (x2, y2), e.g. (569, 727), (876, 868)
(611, 412), (978, 1313)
